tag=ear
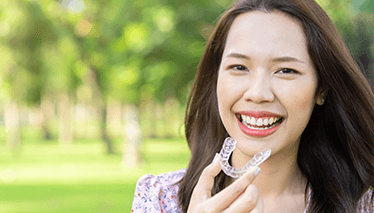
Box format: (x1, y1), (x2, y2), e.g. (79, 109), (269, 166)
(316, 88), (327, 105)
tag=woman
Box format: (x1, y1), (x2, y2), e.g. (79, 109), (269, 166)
(132, 0), (374, 212)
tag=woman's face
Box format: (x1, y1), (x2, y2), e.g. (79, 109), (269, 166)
(217, 11), (323, 164)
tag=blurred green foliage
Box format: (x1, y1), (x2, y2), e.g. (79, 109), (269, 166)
(317, 0), (374, 83)
(0, 0), (233, 106)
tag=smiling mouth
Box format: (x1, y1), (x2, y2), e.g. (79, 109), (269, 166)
(236, 114), (284, 130)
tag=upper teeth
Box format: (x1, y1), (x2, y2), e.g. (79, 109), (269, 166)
(241, 115), (280, 126)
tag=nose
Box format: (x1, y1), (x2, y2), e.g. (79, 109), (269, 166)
(243, 73), (275, 103)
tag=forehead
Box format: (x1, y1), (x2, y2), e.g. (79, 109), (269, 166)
(223, 11), (310, 60)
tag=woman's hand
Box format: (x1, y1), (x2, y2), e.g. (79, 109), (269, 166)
(187, 154), (263, 213)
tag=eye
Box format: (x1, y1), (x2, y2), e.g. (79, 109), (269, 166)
(228, 65), (248, 71)
(277, 68), (299, 74)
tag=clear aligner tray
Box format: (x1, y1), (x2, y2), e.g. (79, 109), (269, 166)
(219, 137), (271, 178)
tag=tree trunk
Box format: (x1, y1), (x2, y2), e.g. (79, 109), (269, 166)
(41, 94), (54, 140)
(99, 102), (113, 154)
(122, 104), (142, 167)
(164, 98), (180, 138)
(141, 100), (156, 138)
(106, 99), (122, 138)
(88, 67), (113, 154)
(58, 93), (73, 146)
(155, 102), (165, 138)
(4, 101), (21, 153)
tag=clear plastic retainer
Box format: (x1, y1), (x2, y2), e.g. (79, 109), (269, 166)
(219, 137), (271, 178)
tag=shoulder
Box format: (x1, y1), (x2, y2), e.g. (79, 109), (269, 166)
(131, 169), (186, 213)
(356, 188), (373, 213)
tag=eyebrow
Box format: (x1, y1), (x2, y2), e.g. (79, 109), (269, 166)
(226, 52), (306, 64)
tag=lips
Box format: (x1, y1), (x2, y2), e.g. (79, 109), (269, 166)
(236, 111), (284, 137)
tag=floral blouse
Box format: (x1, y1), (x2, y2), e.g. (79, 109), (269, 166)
(131, 169), (186, 212)
(131, 169), (373, 213)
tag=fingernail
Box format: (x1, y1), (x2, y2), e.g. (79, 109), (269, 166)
(254, 168), (261, 176)
(212, 153), (220, 163)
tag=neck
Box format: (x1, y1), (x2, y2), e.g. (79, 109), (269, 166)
(230, 147), (307, 198)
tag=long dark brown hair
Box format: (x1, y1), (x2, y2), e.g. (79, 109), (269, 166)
(178, 0), (374, 212)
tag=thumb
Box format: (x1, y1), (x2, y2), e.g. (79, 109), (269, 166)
(194, 153), (222, 199)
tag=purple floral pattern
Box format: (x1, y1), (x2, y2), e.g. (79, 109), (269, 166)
(357, 189), (374, 213)
(132, 169), (185, 213)
(132, 169), (373, 213)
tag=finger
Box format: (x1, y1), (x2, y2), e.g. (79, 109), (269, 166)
(194, 153), (222, 198)
(202, 166), (261, 212)
(209, 166), (260, 208)
(188, 154), (222, 213)
(222, 184), (260, 213)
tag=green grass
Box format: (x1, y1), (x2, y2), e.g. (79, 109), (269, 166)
(0, 138), (190, 212)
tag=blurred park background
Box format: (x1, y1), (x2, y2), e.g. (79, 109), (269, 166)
(0, 0), (373, 212)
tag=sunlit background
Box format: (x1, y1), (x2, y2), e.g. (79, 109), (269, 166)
(0, 0), (372, 212)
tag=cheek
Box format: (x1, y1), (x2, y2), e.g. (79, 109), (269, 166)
(217, 73), (243, 120)
(279, 82), (317, 121)
(217, 74), (229, 115)
(217, 73), (243, 102)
